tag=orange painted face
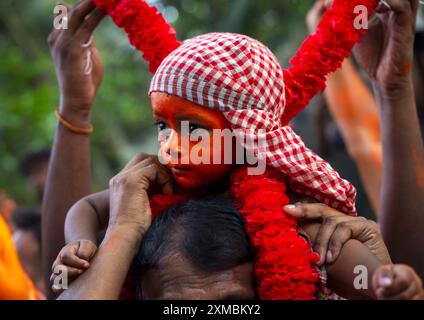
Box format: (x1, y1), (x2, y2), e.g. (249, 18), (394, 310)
(150, 92), (236, 190)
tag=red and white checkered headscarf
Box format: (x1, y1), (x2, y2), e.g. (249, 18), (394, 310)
(150, 33), (356, 214)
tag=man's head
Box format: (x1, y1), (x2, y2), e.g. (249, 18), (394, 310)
(11, 208), (44, 293)
(19, 149), (50, 202)
(135, 196), (257, 300)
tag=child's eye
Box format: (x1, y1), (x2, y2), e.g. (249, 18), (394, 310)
(155, 121), (168, 131)
(188, 122), (207, 134)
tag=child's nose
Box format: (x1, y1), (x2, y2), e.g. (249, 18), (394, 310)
(164, 130), (182, 161)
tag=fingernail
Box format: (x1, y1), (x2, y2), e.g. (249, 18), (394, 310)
(326, 250), (333, 262)
(379, 276), (392, 287)
(284, 204), (297, 210)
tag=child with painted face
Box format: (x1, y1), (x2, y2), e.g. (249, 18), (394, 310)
(50, 0), (421, 299)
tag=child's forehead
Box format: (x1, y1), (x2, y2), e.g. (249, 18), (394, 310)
(151, 92), (218, 116)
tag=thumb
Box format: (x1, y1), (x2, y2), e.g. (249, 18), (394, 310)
(77, 240), (96, 262)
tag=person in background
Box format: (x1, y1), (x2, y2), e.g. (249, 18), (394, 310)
(19, 149), (50, 204)
(11, 208), (45, 295)
(0, 210), (41, 299)
(0, 191), (16, 230)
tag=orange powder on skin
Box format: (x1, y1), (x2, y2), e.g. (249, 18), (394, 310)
(401, 61), (413, 75)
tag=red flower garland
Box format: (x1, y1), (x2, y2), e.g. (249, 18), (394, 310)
(93, 0), (181, 73)
(230, 167), (320, 299)
(281, 0), (378, 125)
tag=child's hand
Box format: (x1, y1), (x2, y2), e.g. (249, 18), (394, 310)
(50, 240), (97, 293)
(373, 264), (424, 300)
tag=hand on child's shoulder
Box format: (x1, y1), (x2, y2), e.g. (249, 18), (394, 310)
(50, 240), (97, 293)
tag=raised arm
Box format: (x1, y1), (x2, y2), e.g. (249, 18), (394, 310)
(353, 0), (424, 277)
(43, 0), (104, 298)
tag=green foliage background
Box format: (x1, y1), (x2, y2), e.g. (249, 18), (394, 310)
(0, 0), (315, 205)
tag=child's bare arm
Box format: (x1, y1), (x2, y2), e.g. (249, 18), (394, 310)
(50, 190), (109, 293)
(302, 222), (381, 299)
(65, 189), (110, 244)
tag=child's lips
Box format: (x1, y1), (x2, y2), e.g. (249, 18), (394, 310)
(170, 165), (192, 173)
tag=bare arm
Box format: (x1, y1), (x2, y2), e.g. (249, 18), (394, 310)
(302, 222), (381, 299)
(58, 226), (142, 300)
(352, 0), (424, 277)
(65, 190), (110, 244)
(42, 119), (92, 298)
(43, 0), (105, 298)
(374, 81), (424, 275)
(58, 157), (167, 300)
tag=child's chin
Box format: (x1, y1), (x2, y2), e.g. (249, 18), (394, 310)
(174, 175), (205, 190)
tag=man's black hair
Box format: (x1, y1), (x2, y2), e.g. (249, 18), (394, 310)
(12, 207), (41, 244)
(19, 148), (50, 177)
(135, 195), (254, 277)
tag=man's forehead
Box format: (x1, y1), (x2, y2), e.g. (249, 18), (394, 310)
(141, 260), (256, 300)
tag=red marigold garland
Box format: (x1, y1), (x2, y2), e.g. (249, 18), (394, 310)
(230, 166), (320, 300)
(93, 0), (181, 73)
(281, 0), (378, 125)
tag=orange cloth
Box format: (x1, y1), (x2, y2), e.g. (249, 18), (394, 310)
(324, 59), (382, 214)
(0, 214), (40, 300)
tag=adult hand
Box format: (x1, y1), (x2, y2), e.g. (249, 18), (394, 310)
(107, 153), (173, 239)
(284, 203), (391, 266)
(48, 0), (105, 126)
(353, 0), (419, 91)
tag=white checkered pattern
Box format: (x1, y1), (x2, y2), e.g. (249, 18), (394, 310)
(149, 33), (356, 214)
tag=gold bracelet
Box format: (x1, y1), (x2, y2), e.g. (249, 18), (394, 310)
(55, 110), (93, 135)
